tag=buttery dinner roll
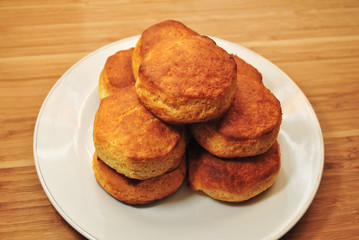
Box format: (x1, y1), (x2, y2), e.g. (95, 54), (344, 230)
(99, 48), (135, 100)
(132, 20), (198, 81)
(135, 35), (237, 124)
(93, 86), (186, 180)
(188, 140), (281, 203)
(93, 153), (186, 205)
(189, 55), (282, 157)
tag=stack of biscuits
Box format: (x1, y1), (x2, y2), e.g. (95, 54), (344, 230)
(92, 20), (282, 204)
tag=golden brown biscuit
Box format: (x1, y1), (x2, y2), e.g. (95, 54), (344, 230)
(135, 35), (237, 124)
(132, 20), (198, 80)
(234, 56), (263, 83)
(93, 86), (186, 180)
(99, 48), (135, 100)
(93, 153), (186, 205)
(189, 55), (282, 157)
(188, 141), (281, 203)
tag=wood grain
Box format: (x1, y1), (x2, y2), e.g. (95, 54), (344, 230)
(1, 0), (359, 239)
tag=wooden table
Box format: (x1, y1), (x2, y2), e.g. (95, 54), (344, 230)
(1, 0), (358, 239)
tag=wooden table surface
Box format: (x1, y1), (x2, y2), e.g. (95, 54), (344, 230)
(1, 0), (358, 239)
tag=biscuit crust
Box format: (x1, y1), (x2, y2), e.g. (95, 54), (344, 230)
(93, 86), (186, 180)
(188, 141), (281, 202)
(189, 55), (282, 157)
(132, 20), (198, 80)
(99, 48), (135, 100)
(135, 35), (237, 124)
(93, 153), (186, 205)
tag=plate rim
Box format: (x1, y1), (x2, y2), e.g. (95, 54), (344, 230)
(33, 35), (325, 240)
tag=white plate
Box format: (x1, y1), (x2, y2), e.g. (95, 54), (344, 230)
(33, 36), (324, 240)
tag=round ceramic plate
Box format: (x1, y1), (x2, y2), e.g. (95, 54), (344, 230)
(33, 36), (324, 240)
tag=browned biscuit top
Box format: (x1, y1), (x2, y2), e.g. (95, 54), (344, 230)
(188, 141), (281, 195)
(93, 86), (183, 161)
(234, 55), (263, 82)
(105, 48), (135, 88)
(139, 35), (237, 99)
(207, 55), (282, 139)
(139, 20), (198, 59)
